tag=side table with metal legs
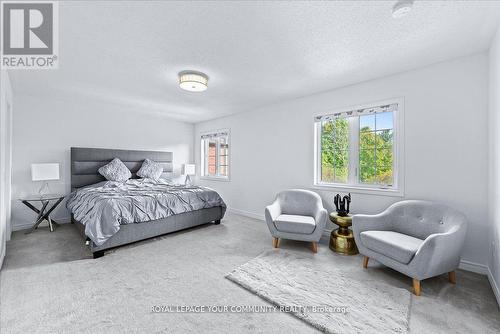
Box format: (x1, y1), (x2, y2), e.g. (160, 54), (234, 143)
(20, 195), (65, 234)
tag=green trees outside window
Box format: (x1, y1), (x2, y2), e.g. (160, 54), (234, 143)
(320, 111), (394, 186)
(359, 112), (394, 185)
(321, 118), (349, 183)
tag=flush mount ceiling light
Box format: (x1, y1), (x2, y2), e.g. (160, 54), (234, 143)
(392, 0), (413, 18)
(179, 71), (208, 92)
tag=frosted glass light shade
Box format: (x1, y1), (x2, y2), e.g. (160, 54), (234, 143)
(182, 164), (196, 176)
(31, 163), (60, 181)
(179, 72), (208, 92)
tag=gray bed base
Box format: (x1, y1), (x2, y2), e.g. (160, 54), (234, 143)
(73, 206), (224, 258)
(70, 147), (225, 258)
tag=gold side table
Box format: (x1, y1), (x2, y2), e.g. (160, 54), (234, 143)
(329, 213), (358, 255)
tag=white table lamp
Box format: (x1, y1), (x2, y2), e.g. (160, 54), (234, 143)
(182, 164), (196, 185)
(31, 163), (60, 196)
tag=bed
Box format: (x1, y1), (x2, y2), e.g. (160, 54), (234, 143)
(69, 147), (226, 258)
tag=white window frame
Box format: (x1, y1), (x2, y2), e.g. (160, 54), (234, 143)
(313, 98), (405, 197)
(200, 129), (231, 181)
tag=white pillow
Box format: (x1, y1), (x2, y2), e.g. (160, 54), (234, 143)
(98, 158), (132, 182)
(137, 159), (163, 181)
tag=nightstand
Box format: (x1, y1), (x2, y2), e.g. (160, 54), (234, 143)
(20, 194), (65, 234)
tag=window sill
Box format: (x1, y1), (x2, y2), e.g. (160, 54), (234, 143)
(200, 176), (231, 182)
(312, 183), (404, 197)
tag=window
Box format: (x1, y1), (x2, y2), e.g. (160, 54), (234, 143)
(201, 130), (230, 179)
(314, 100), (403, 193)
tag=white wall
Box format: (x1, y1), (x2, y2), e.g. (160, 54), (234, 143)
(1, 70), (14, 267)
(195, 53), (489, 267)
(488, 26), (500, 304)
(11, 94), (194, 230)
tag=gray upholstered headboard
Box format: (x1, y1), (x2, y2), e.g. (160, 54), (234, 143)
(71, 147), (173, 190)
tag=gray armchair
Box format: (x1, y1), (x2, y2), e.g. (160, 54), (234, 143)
(265, 189), (327, 253)
(353, 200), (467, 296)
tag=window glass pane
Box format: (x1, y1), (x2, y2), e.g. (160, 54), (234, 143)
(335, 167), (348, 183)
(375, 165), (393, 185)
(320, 120), (335, 183)
(321, 120), (335, 153)
(208, 141), (217, 176)
(321, 119), (349, 183)
(358, 110), (395, 186)
(334, 118), (349, 150)
(360, 114), (375, 132)
(334, 164), (348, 183)
(376, 112), (393, 130)
(219, 155), (227, 166)
(360, 165), (376, 183)
(321, 162), (334, 183)
(359, 144), (376, 184)
(376, 148), (393, 167)
(333, 150), (349, 168)
(219, 136), (229, 177)
(220, 136), (228, 154)
(333, 150), (348, 183)
(360, 131), (376, 148)
(220, 165), (227, 176)
(377, 130), (393, 149)
(359, 148), (376, 167)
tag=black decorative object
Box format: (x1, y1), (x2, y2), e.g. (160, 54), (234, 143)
(334, 193), (351, 217)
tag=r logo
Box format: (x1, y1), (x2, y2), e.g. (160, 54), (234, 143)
(2, 3), (53, 55)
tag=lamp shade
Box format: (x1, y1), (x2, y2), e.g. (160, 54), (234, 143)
(31, 163), (60, 181)
(182, 164), (196, 176)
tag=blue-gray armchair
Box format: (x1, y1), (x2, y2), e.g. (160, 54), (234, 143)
(353, 200), (467, 296)
(265, 189), (327, 253)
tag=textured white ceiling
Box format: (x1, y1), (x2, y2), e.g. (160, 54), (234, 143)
(8, 1), (500, 123)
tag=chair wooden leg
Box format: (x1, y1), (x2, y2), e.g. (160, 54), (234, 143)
(363, 256), (369, 269)
(311, 241), (318, 253)
(448, 271), (456, 284)
(272, 237), (280, 248)
(413, 278), (421, 296)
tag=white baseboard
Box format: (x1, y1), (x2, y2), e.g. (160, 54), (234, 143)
(458, 260), (489, 275)
(318, 228), (332, 244)
(322, 228), (333, 238)
(12, 216), (71, 232)
(227, 207), (265, 221)
(12, 222), (34, 231)
(487, 267), (500, 308)
(0, 246), (4, 270)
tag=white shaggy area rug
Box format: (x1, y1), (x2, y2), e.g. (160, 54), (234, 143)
(226, 249), (411, 334)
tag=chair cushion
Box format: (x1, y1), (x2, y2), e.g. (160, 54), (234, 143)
(360, 231), (424, 264)
(274, 214), (316, 234)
